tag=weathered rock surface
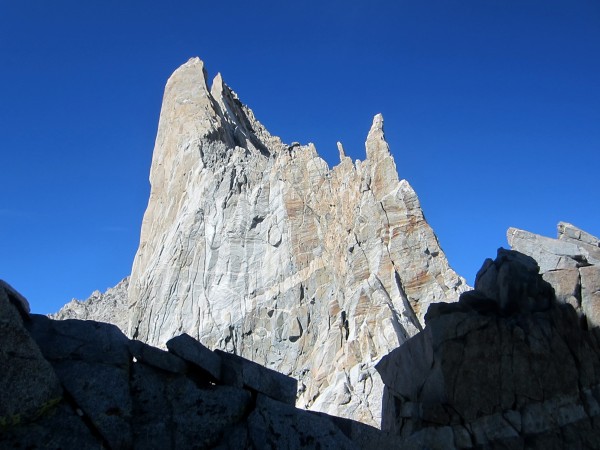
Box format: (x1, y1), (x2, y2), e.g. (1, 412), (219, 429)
(509, 222), (600, 328)
(125, 57), (467, 424)
(2, 282), (400, 449)
(377, 248), (600, 448)
(51, 276), (129, 333)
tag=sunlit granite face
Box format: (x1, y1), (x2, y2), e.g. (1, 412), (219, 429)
(65, 57), (467, 426)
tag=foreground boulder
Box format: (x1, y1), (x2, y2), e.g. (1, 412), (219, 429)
(0, 281), (62, 429)
(1, 281), (396, 449)
(377, 248), (600, 449)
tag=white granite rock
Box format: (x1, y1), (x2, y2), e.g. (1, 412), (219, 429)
(123, 57), (468, 425)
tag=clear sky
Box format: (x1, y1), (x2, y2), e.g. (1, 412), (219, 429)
(1, 1), (599, 314)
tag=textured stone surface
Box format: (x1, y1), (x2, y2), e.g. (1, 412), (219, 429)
(508, 223), (600, 328)
(377, 248), (600, 448)
(542, 268), (580, 310)
(125, 57), (467, 424)
(51, 277), (129, 333)
(509, 223), (600, 273)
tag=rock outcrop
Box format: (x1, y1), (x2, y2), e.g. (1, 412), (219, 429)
(122, 57), (467, 425)
(508, 222), (600, 328)
(50, 277), (129, 333)
(2, 281), (402, 449)
(377, 248), (600, 449)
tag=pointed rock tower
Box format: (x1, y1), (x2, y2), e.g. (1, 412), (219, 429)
(127, 57), (467, 425)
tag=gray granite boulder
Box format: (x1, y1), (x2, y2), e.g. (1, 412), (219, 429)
(26, 314), (131, 366)
(0, 284), (62, 429)
(166, 333), (221, 380)
(26, 315), (133, 448)
(0, 401), (103, 449)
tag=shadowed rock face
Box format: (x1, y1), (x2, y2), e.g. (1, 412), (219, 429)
(123, 57), (467, 424)
(3, 281), (400, 449)
(377, 248), (600, 449)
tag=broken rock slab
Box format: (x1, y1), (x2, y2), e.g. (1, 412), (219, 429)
(129, 338), (188, 374)
(26, 314), (131, 366)
(508, 223), (600, 272)
(166, 333), (221, 380)
(216, 349), (298, 405)
(559, 222), (600, 247)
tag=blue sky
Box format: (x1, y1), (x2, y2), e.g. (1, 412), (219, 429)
(1, 1), (599, 314)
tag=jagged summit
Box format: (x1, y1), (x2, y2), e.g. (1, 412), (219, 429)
(169, 58), (394, 169)
(365, 113), (391, 162)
